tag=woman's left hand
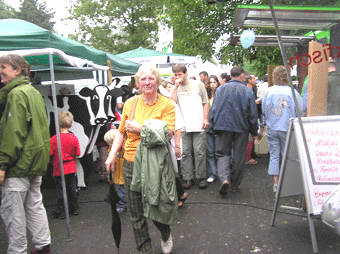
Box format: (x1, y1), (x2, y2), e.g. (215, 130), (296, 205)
(125, 119), (143, 133)
(175, 147), (182, 158)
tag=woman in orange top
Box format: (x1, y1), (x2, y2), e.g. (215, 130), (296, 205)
(105, 65), (175, 254)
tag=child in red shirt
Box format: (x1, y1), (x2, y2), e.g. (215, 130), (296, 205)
(50, 112), (81, 219)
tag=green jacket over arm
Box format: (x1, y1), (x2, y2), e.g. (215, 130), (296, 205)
(131, 119), (178, 225)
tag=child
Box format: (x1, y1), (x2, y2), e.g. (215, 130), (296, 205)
(104, 128), (127, 213)
(50, 112), (81, 219)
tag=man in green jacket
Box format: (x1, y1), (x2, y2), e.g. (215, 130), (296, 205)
(0, 54), (51, 254)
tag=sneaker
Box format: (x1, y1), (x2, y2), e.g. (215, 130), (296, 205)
(219, 181), (229, 196)
(70, 210), (79, 216)
(51, 212), (65, 220)
(161, 234), (173, 254)
(31, 244), (51, 254)
(207, 177), (215, 183)
(117, 206), (127, 213)
(246, 159), (258, 165)
(273, 184), (278, 193)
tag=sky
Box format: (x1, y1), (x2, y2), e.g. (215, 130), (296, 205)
(4, 0), (78, 36)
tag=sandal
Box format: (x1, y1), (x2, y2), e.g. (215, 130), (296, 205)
(178, 192), (188, 208)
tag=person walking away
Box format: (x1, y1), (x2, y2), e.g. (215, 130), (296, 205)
(0, 54), (52, 254)
(205, 75), (221, 183)
(106, 66), (177, 254)
(50, 112), (81, 219)
(245, 73), (259, 165)
(262, 66), (302, 192)
(210, 66), (258, 197)
(170, 64), (210, 190)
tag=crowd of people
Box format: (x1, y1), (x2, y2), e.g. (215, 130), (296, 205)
(102, 63), (301, 253)
(0, 53), (305, 254)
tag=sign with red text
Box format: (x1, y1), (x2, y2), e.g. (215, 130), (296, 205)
(293, 116), (340, 215)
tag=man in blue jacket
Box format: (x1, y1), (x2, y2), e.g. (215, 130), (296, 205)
(209, 66), (258, 196)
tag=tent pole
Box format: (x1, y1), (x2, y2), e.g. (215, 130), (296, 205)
(49, 53), (72, 241)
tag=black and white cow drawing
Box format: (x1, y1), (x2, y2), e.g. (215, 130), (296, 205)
(44, 80), (127, 188)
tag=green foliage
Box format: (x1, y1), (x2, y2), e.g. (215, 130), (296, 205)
(17, 0), (55, 31)
(219, 29), (283, 77)
(0, 0), (16, 19)
(68, 0), (163, 54)
(163, 0), (252, 60)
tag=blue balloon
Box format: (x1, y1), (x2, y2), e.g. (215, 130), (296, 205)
(240, 30), (255, 49)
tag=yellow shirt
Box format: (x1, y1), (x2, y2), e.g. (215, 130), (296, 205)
(118, 95), (175, 162)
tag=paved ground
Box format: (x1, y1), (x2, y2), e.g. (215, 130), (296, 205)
(1, 154), (340, 253)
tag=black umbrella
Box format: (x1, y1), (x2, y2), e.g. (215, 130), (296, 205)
(104, 174), (122, 253)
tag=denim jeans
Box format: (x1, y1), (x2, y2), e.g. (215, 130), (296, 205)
(206, 131), (217, 180)
(118, 185), (127, 208)
(267, 129), (287, 176)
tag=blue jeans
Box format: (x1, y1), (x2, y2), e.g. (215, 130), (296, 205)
(267, 129), (287, 176)
(206, 131), (217, 180)
(55, 173), (79, 216)
(118, 185), (126, 208)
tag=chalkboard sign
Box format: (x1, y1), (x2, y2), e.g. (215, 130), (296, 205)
(293, 116), (340, 215)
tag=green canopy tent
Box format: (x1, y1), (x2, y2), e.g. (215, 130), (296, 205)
(116, 47), (196, 68)
(0, 19), (141, 77)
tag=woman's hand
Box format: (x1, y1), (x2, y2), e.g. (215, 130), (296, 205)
(105, 153), (116, 175)
(175, 146), (182, 158)
(125, 119), (143, 133)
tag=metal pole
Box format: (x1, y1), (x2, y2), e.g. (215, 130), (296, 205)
(49, 53), (72, 241)
(271, 120), (294, 226)
(267, 1), (318, 252)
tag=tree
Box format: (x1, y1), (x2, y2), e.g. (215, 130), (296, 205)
(162, 0), (252, 61)
(67, 0), (163, 54)
(0, 0), (16, 19)
(17, 0), (55, 31)
(163, 0), (340, 77)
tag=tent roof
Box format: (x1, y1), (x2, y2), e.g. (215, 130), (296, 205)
(0, 19), (141, 76)
(0, 48), (109, 81)
(233, 5), (340, 30)
(116, 47), (196, 65)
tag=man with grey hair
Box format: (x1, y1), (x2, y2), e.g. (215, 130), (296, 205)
(210, 66), (258, 196)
